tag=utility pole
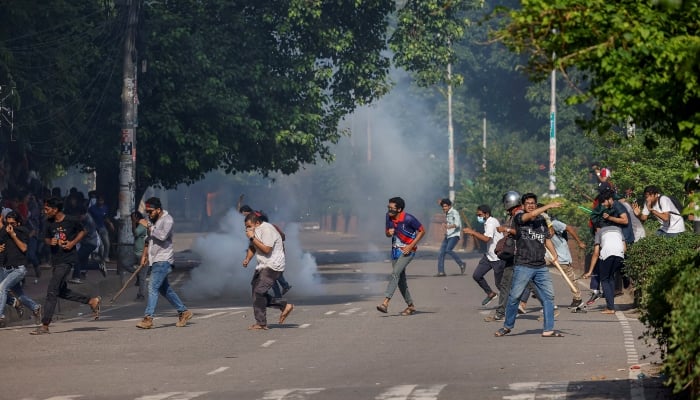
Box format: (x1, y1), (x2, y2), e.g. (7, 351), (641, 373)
(482, 113), (486, 171)
(116, 0), (140, 273)
(549, 29), (557, 196)
(447, 62), (455, 203)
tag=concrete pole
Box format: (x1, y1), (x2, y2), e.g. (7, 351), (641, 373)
(549, 53), (557, 195)
(447, 63), (455, 203)
(117, 0), (140, 272)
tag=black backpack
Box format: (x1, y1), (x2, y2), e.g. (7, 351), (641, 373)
(661, 195), (684, 216)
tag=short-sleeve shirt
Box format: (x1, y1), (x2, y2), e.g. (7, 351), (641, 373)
(386, 211), (424, 260)
(594, 226), (625, 260)
(133, 223), (147, 257)
(484, 216), (503, 262)
(0, 226), (29, 267)
(513, 211), (552, 268)
(44, 216), (84, 265)
(254, 221), (285, 272)
(642, 196), (685, 234)
(550, 219), (572, 265)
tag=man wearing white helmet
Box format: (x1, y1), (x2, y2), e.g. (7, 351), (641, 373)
(483, 191), (521, 322)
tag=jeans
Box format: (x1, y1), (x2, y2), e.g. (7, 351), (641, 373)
(144, 261), (187, 317)
(43, 263), (92, 325)
(251, 268), (287, 326)
(384, 253), (414, 305)
(0, 267), (25, 318)
(472, 255), (504, 295)
(73, 242), (98, 279)
(599, 256), (623, 310)
(97, 226), (110, 260)
(504, 265), (556, 332)
(437, 236), (463, 274)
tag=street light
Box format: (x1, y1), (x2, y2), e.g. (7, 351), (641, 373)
(549, 29), (557, 195)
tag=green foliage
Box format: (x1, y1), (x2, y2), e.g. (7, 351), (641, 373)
(390, 0), (484, 87)
(494, 0), (700, 192)
(665, 253), (700, 396)
(624, 232), (700, 395)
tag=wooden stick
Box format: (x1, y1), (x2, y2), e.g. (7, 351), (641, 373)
(551, 260), (578, 292)
(110, 263), (147, 303)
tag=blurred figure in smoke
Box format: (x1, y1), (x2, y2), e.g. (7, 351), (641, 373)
(243, 212), (294, 330)
(376, 197), (425, 316)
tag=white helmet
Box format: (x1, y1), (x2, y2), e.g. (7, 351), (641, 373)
(502, 191), (521, 211)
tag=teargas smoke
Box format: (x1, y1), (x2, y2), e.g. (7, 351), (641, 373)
(182, 209), (324, 301)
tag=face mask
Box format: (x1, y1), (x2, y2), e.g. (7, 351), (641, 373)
(387, 210), (398, 217)
(477, 216), (485, 224)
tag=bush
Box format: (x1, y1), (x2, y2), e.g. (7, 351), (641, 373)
(665, 252), (700, 397)
(624, 232), (700, 397)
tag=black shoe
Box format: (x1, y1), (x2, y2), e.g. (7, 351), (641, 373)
(459, 263), (466, 275)
(569, 299), (583, 309)
(434, 272), (446, 277)
(586, 292), (602, 306)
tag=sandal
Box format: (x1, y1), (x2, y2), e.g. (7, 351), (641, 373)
(541, 331), (564, 337)
(89, 296), (101, 320)
(400, 305), (416, 316)
(248, 324), (268, 330)
(601, 309), (615, 314)
(494, 327), (511, 337)
(376, 304), (388, 313)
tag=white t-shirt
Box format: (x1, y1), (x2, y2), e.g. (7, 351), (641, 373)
(594, 226), (625, 260)
(642, 195), (685, 234)
(254, 221), (286, 271)
(484, 216), (503, 262)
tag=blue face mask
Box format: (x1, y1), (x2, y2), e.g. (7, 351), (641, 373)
(477, 216), (485, 224)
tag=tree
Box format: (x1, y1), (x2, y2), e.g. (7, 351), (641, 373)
(494, 0), (700, 159)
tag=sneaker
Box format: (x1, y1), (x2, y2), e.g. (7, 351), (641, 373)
(136, 316), (154, 329)
(586, 292), (602, 306)
(281, 286), (292, 296)
(68, 278), (83, 284)
(12, 298), (25, 318)
(459, 263), (466, 275)
(32, 305), (42, 325)
(569, 299), (583, 309)
(483, 314), (504, 322)
(176, 310), (193, 327)
(136, 294), (145, 301)
(518, 303), (527, 314)
(0, 317), (5, 328)
(98, 262), (107, 278)
(434, 272), (446, 277)
(481, 293), (498, 306)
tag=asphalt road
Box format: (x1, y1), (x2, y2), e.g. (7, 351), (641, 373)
(0, 230), (672, 400)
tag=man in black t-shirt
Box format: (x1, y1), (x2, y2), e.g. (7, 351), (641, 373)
(31, 197), (102, 335)
(495, 193), (564, 338)
(0, 211), (43, 326)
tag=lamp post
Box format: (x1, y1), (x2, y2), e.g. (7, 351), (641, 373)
(548, 30), (557, 195)
(447, 62), (455, 203)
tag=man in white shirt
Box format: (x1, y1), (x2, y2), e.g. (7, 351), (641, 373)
(583, 224), (625, 314)
(463, 205), (503, 306)
(634, 185), (685, 236)
(243, 213), (294, 330)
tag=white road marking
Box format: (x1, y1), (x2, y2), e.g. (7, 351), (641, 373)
(339, 307), (361, 315)
(206, 367), (229, 375)
(324, 311), (336, 315)
(44, 396), (84, 400)
(260, 388), (325, 399)
(134, 392), (209, 400)
(299, 323), (311, 329)
(375, 385), (416, 399)
(261, 340), (276, 347)
(195, 312), (228, 319)
(409, 384), (446, 399)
